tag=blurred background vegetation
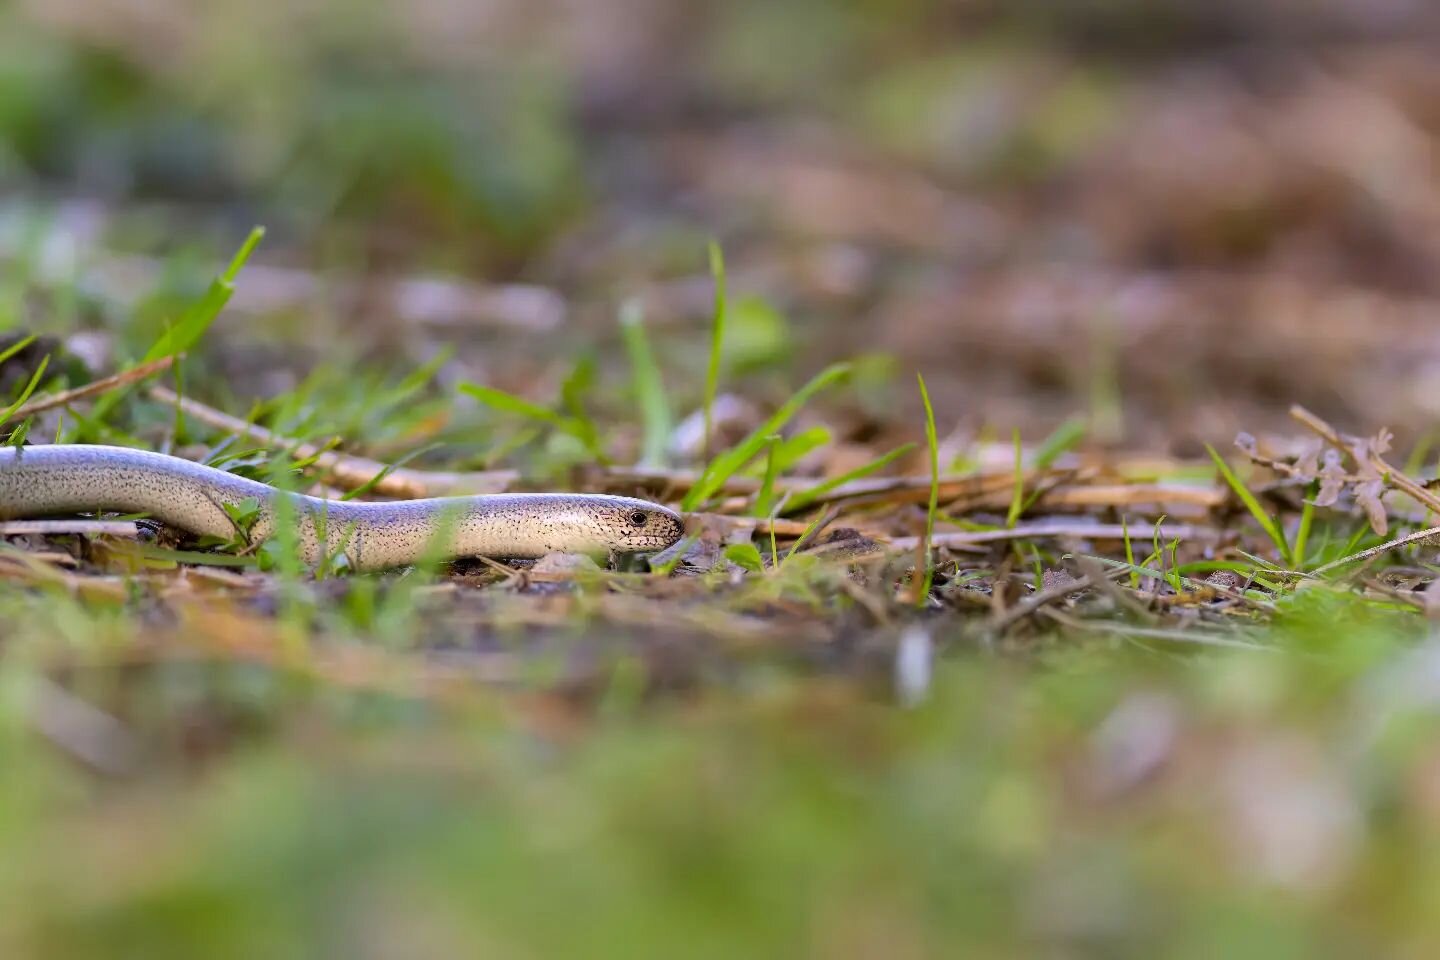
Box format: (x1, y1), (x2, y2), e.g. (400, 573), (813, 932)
(5, 1), (1440, 956)
(8, 0), (1440, 449)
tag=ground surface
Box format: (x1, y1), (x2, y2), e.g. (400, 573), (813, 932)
(4, 3), (1440, 956)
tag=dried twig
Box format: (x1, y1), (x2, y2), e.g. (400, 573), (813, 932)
(0, 356), (175, 425)
(990, 574), (1095, 631)
(148, 384), (516, 497)
(888, 520), (1209, 551)
(1308, 525), (1440, 577)
(0, 520), (143, 538)
(947, 483), (1224, 513)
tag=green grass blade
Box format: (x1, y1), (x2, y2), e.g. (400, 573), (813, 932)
(781, 509), (834, 568)
(339, 443), (442, 502)
(783, 443), (917, 514)
(559, 355), (606, 461)
(0, 355), (51, 425)
(764, 426), (831, 475)
(6, 417), (32, 446)
(1016, 419), (1090, 516)
(0, 334), (37, 367)
(619, 300), (672, 468)
(1206, 443), (1289, 561)
(460, 383), (569, 428)
(1122, 515), (1138, 589)
(702, 241), (726, 461)
(724, 542), (765, 573)
(917, 373), (940, 606)
(1005, 428), (1025, 529)
(682, 362), (851, 511)
(754, 436), (781, 518)
(1033, 416), (1087, 469)
(1293, 482), (1316, 570)
(144, 227), (265, 362)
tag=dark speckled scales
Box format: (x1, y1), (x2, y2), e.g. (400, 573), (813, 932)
(0, 445), (684, 571)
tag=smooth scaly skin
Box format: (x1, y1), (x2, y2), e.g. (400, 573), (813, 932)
(0, 445), (685, 571)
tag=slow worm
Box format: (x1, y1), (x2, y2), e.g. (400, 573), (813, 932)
(0, 445), (685, 571)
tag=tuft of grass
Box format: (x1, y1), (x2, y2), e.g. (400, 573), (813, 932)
(619, 299), (673, 468)
(1207, 443), (1291, 564)
(682, 362), (851, 511)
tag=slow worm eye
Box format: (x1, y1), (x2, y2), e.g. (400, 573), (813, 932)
(628, 510), (648, 527)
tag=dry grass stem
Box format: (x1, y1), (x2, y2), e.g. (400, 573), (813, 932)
(148, 384), (517, 496)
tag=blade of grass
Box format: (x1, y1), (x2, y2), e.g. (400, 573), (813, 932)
(1162, 525), (1183, 592)
(461, 379), (606, 461)
(460, 383), (572, 428)
(681, 362), (851, 511)
(145, 227), (265, 362)
(1207, 443), (1289, 561)
(1032, 416), (1087, 469)
(701, 241), (726, 462)
(1122, 515), (1139, 589)
(0, 355), (51, 424)
(90, 229), (264, 425)
(1005, 428), (1024, 528)
(723, 542), (765, 573)
(339, 443), (442, 502)
(754, 436), (782, 518)
(1404, 429), (1438, 476)
(0, 334), (36, 367)
(1015, 416), (1090, 515)
(915, 373), (940, 606)
(1293, 481), (1316, 570)
(619, 299), (672, 468)
(6, 417), (31, 446)
(782, 443), (917, 514)
(559, 354), (605, 460)
(1151, 517), (1176, 592)
(762, 426), (831, 475)
(782, 507), (839, 568)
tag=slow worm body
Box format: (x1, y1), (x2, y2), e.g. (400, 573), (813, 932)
(0, 445), (685, 571)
